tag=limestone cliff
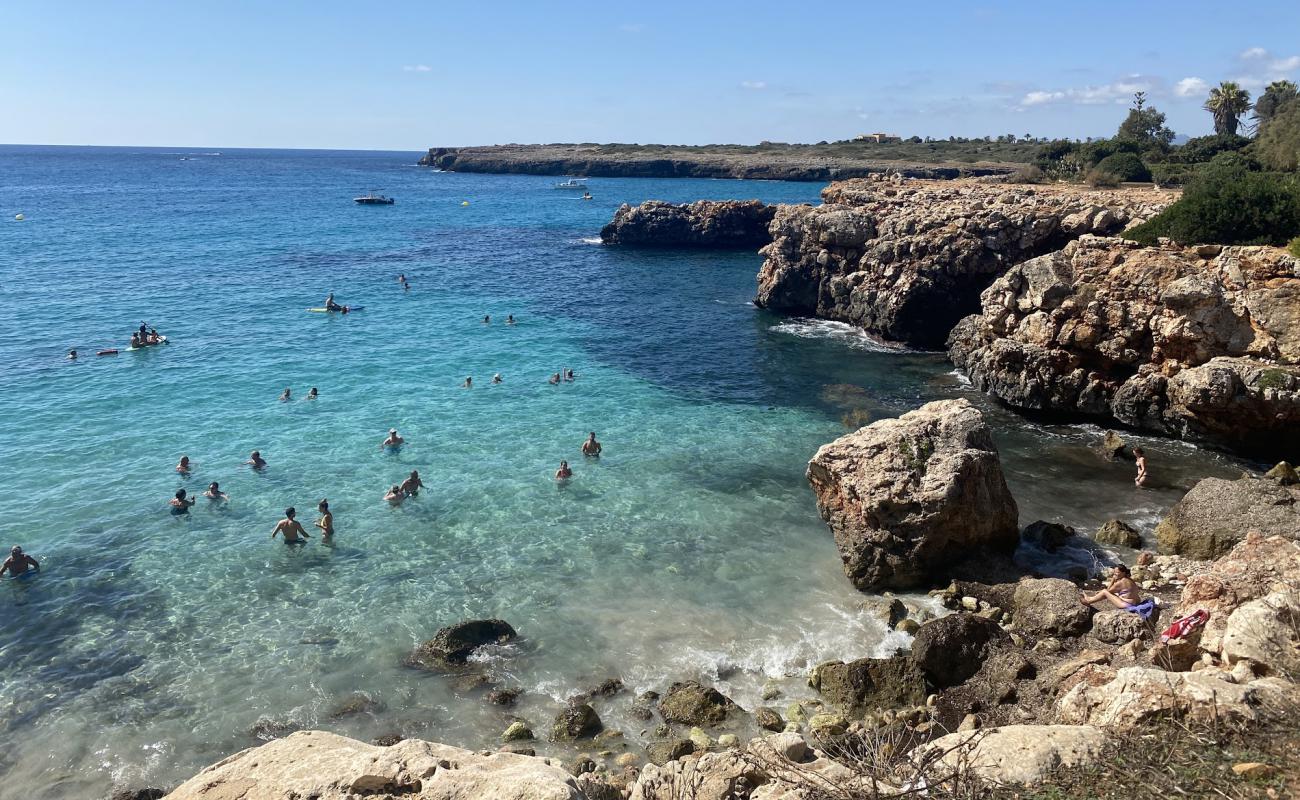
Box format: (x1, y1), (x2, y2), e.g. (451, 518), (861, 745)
(947, 236), (1300, 458)
(600, 199), (776, 248)
(755, 176), (1170, 348)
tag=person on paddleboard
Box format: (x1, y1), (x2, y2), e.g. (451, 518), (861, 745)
(324, 293), (343, 312)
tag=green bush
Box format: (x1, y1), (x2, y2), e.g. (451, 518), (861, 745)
(1093, 152), (1151, 182)
(1123, 163), (1300, 246)
(1256, 101), (1300, 171)
(1170, 133), (1252, 164)
(1085, 168), (1121, 188)
(1289, 236), (1300, 257)
(1009, 165), (1048, 184)
(1150, 163), (1201, 187)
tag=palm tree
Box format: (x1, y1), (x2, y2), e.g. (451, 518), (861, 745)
(1203, 81), (1252, 136)
(1253, 80), (1299, 128)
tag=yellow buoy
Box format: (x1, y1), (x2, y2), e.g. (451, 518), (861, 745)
(14, 213), (24, 221)
(461, 201), (470, 206)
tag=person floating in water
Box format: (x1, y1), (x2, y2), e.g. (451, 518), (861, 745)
(555, 460), (573, 480)
(463, 376), (473, 388)
(1081, 565), (1143, 610)
(506, 315), (516, 325)
(280, 387), (292, 402)
(1, 546), (39, 578)
(381, 428), (404, 449)
(315, 499), (334, 538)
(403, 280), (411, 291)
(324, 292), (343, 312)
(170, 488), (196, 514)
(482, 315), (491, 324)
(384, 485), (405, 506)
(400, 470), (424, 497)
(307, 387), (318, 399)
(176, 455), (192, 475)
(492, 373), (502, 384)
(549, 372), (561, 385)
(247, 450), (267, 470)
(271, 507), (310, 543)
(1133, 447), (1148, 488)
(67, 349), (77, 360)
(204, 482), (228, 501)
(582, 432), (602, 458)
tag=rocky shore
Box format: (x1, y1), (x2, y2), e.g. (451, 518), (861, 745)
(419, 144), (1019, 182)
(600, 200), (776, 248)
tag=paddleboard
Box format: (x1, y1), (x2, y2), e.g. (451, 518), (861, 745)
(307, 306), (365, 313)
(127, 336), (168, 351)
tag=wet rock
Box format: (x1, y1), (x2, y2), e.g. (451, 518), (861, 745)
(897, 618), (921, 634)
(600, 199), (776, 248)
(502, 721), (534, 742)
(1155, 476), (1300, 559)
(371, 733), (404, 747)
(716, 733), (739, 748)
(753, 707), (784, 732)
(108, 788), (167, 800)
(860, 596), (909, 629)
(576, 773), (623, 800)
(328, 692), (385, 719)
(552, 703), (603, 741)
(1011, 578), (1094, 638)
(404, 618), (517, 671)
(589, 678), (625, 698)
(1265, 461), (1299, 485)
(486, 687), (521, 706)
(808, 655), (928, 717)
(688, 727), (714, 751)
(912, 613), (1011, 688)
(657, 681), (740, 727)
(645, 738), (695, 766)
(806, 398), (1019, 591)
(249, 716), (300, 741)
(807, 713), (848, 737)
(1101, 430), (1128, 460)
(1022, 520), (1073, 552)
(1094, 520), (1142, 548)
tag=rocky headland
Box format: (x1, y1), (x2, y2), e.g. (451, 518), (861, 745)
(419, 144), (1019, 182)
(600, 200), (776, 248)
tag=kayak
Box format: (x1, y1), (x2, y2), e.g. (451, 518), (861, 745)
(97, 349), (119, 356)
(307, 306), (365, 313)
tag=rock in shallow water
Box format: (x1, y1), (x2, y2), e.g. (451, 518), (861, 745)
(551, 703), (603, 741)
(404, 618), (517, 672)
(657, 681), (740, 727)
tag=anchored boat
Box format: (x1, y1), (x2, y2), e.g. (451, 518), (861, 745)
(354, 191), (395, 205)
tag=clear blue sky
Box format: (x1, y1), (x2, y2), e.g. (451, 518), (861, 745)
(3, 0), (1299, 150)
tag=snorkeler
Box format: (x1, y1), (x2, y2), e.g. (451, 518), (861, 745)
(1, 546), (40, 578)
(271, 507), (310, 543)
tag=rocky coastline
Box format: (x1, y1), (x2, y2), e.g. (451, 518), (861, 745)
(600, 200), (776, 248)
(419, 144), (1019, 182)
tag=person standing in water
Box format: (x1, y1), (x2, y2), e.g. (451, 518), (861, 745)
(381, 429), (404, 449)
(67, 349), (77, 360)
(272, 507), (310, 543)
(1, 546), (40, 578)
(247, 450), (267, 470)
(400, 470), (424, 497)
(582, 432), (602, 458)
(555, 460), (573, 480)
(307, 387), (318, 400)
(463, 376), (473, 388)
(315, 499), (334, 538)
(506, 315), (516, 325)
(203, 482), (228, 501)
(170, 489), (196, 514)
(176, 455), (192, 475)
(492, 373), (502, 384)
(1133, 448), (1148, 488)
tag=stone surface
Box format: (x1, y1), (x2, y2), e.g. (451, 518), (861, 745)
(629, 751), (764, 800)
(644, 738), (695, 766)
(949, 237), (1300, 459)
(1012, 578), (1094, 638)
(162, 730), (583, 800)
(916, 725), (1106, 786)
(1265, 461), (1299, 485)
(1091, 610), (1151, 644)
(1220, 590), (1300, 677)
(657, 681), (740, 727)
(1021, 520), (1074, 552)
(808, 655), (928, 717)
(754, 707), (785, 732)
(600, 199), (776, 248)
(1174, 533), (1300, 656)
(502, 721), (534, 742)
(806, 398), (1019, 591)
(1094, 520), (1142, 548)
(912, 613), (1011, 688)
(551, 703), (603, 741)
(757, 178), (1164, 348)
(1155, 476), (1300, 559)
(1056, 667), (1264, 729)
(404, 619), (517, 672)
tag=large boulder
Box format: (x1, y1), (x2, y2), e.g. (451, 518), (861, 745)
(1094, 520), (1142, 548)
(404, 619), (517, 671)
(1090, 610), (1151, 644)
(806, 399), (1020, 591)
(1155, 476), (1300, 559)
(630, 751), (764, 800)
(1056, 667), (1266, 730)
(1220, 590), (1300, 677)
(1011, 578), (1094, 638)
(600, 199), (776, 248)
(1175, 533), (1300, 656)
(551, 703), (603, 741)
(162, 730), (584, 800)
(915, 725), (1106, 786)
(808, 655), (928, 717)
(912, 613), (1011, 688)
(657, 681), (740, 727)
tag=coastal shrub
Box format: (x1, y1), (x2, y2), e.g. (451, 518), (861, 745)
(1150, 162), (1200, 187)
(1093, 152), (1151, 182)
(1085, 168), (1121, 188)
(1290, 236), (1300, 257)
(1009, 165), (1048, 184)
(1170, 133), (1252, 164)
(1124, 164), (1300, 246)
(1256, 101), (1300, 171)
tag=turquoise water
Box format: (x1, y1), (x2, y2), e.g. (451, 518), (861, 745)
(0, 146), (1243, 797)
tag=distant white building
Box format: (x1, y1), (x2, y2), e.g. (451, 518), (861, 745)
(854, 132), (902, 143)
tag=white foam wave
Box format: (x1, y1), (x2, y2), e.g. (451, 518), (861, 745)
(948, 369), (972, 387)
(575, 237), (603, 246)
(771, 318), (905, 352)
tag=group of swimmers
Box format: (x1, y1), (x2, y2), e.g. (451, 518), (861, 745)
(279, 387), (318, 401)
(481, 314), (517, 325)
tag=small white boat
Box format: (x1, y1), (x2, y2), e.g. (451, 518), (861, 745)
(554, 177), (589, 190)
(354, 191), (395, 205)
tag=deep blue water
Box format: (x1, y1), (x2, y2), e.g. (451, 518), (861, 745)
(0, 145), (1241, 797)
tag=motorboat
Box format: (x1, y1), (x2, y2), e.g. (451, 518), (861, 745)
(354, 191), (396, 205)
(553, 177), (589, 190)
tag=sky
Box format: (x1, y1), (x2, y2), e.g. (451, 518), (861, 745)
(3, 0), (1300, 150)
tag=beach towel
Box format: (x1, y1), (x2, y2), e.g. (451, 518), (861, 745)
(1160, 609), (1210, 643)
(1124, 598), (1157, 620)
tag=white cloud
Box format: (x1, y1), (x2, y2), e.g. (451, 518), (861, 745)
(1022, 90), (1064, 106)
(740, 80), (767, 90)
(1019, 77), (1152, 107)
(403, 64), (431, 72)
(1273, 55), (1300, 72)
(1174, 77), (1208, 98)
(1240, 46), (1269, 60)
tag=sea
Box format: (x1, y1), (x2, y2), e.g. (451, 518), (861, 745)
(0, 145), (1245, 797)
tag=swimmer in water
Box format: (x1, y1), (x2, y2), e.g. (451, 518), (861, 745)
(400, 470), (424, 497)
(247, 450), (268, 470)
(307, 387), (318, 399)
(397, 274), (406, 284)
(403, 280), (410, 291)
(67, 349), (77, 360)
(315, 499), (334, 538)
(463, 376), (473, 388)
(148, 328), (161, 344)
(492, 373), (502, 384)
(582, 432), (602, 458)
(170, 488), (196, 514)
(1133, 447), (1149, 488)
(176, 455), (192, 475)
(271, 507), (310, 543)
(279, 387), (292, 402)
(563, 368), (575, 382)
(555, 460), (573, 480)
(506, 315), (516, 325)
(0, 546), (40, 578)
(381, 429), (404, 449)
(203, 482), (228, 501)
(549, 372), (561, 385)
(483, 315), (491, 324)
(384, 485), (405, 506)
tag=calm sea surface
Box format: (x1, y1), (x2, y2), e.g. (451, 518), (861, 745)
(0, 146), (1242, 797)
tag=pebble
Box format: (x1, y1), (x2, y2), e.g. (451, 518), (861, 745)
(1232, 762), (1277, 779)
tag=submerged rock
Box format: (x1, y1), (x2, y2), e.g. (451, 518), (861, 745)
(657, 681), (740, 727)
(1021, 520), (1073, 552)
(806, 398), (1019, 591)
(600, 199), (776, 248)
(404, 618), (517, 672)
(1154, 476), (1300, 559)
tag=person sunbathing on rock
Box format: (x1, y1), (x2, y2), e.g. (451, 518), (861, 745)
(1081, 564), (1142, 610)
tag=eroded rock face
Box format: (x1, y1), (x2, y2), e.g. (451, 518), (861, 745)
(806, 398), (1019, 591)
(1055, 667), (1265, 730)
(1155, 476), (1300, 559)
(1221, 590), (1300, 677)
(600, 200), (777, 248)
(756, 177), (1166, 347)
(949, 237), (1300, 458)
(162, 730), (584, 800)
(916, 725), (1106, 786)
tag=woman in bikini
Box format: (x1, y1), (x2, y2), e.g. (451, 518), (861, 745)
(1082, 564), (1142, 610)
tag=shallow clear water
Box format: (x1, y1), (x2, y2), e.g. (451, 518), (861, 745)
(0, 146), (1244, 797)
